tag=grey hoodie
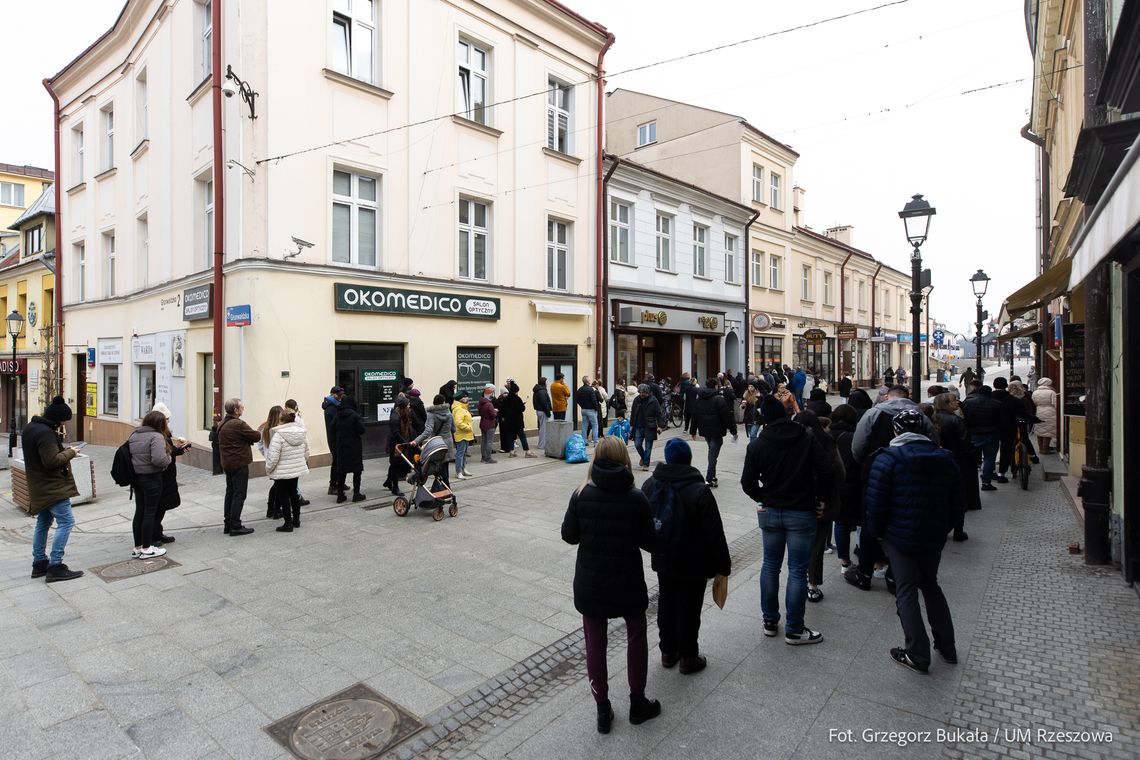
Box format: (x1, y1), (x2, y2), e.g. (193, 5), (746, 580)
(852, 397), (938, 461)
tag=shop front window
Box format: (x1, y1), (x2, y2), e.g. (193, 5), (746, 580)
(754, 336), (782, 372)
(617, 334), (638, 389)
(793, 335), (835, 382)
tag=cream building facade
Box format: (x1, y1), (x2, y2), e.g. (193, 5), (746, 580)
(49, 0), (610, 466)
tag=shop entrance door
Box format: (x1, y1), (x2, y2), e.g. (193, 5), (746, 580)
(75, 355), (86, 441)
(335, 342), (404, 459)
(539, 344), (577, 428)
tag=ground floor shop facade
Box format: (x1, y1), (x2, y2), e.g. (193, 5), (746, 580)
(752, 314), (888, 387)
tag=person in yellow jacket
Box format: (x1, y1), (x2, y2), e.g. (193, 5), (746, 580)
(551, 372), (572, 420)
(452, 391), (475, 479)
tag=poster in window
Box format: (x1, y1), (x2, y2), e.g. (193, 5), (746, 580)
(85, 383), (97, 417)
(457, 348), (495, 411)
(1061, 323), (1085, 417)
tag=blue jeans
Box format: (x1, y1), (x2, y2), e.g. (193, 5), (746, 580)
(747, 423), (759, 440)
(455, 439), (469, 474)
(972, 433), (1000, 484)
(32, 498), (76, 565)
(758, 508), (816, 634)
(581, 409), (599, 445)
(634, 428), (653, 466)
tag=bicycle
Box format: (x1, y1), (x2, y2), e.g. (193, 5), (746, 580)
(668, 396), (684, 428)
(1011, 419), (1032, 490)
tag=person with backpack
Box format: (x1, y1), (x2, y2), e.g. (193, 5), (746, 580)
(25, 397), (85, 583)
(414, 394), (457, 486)
(688, 377), (738, 488)
(150, 402), (189, 547)
(128, 411), (173, 558)
(641, 439), (730, 675)
(264, 410), (310, 532)
(216, 398), (262, 535)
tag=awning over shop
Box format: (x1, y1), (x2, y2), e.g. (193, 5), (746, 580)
(1004, 257), (1072, 315)
(531, 301), (591, 316)
(1070, 130), (1140, 288)
(996, 323), (1041, 343)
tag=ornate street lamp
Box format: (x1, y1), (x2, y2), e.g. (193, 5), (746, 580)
(6, 309), (24, 457)
(899, 194), (936, 400)
(970, 269), (990, 380)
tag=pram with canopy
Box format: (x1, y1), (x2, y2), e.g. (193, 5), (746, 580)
(391, 436), (459, 521)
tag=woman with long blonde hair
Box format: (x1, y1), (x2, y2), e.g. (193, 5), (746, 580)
(258, 405), (285, 518)
(562, 436), (660, 734)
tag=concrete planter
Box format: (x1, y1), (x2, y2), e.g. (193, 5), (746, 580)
(545, 420), (573, 459)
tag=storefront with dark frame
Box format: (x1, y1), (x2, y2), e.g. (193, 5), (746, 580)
(610, 300), (734, 387)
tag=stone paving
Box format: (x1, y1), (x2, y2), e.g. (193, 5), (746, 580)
(0, 421), (1136, 760)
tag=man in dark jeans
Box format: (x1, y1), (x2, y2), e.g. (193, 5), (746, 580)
(991, 377), (1021, 483)
(217, 398), (261, 536)
(961, 383), (1003, 491)
(688, 377), (738, 488)
(322, 386), (344, 495)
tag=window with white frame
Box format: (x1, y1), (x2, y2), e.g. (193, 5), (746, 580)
(197, 176), (213, 271)
(655, 213), (673, 270)
(858, 281), (866, 310)
(104, 231), (116, 298)
(770, 172), (781, 209)
(103, 364), (120, 416)
(546, 219), (569, 291)
(752, 164), (764, 202)
(637, 121), (656, 147)
(457, 39), (489, 125)
(75, 243), (86, 302)
(100, 103), (114, 172)
(332, 169), (379, 267)
(725, 234), (738, 283)
(71, 125), (84, 184)
(458, 198), (488, 280)
(331, 0), (377, 84)
(137, 214), (149, 288)
(899, 293), (905, 319)
(546, 78), (571, 153)
(25, 226), (43, 255)
(135, 69), (148, 143)
(802, 264), (812, 300)
(198, 0), (212, 80)
(751, 249), (763, 285)
(609, 200), (631, 264)
(769, 254), (782, 289)
(692, 224), (707, 277)
(0, 182), (24, 207)
(823, 271), (833, 305)
(884, 287), (891, 316)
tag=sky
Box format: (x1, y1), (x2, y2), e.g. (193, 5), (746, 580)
(0, 0), (1036, 337)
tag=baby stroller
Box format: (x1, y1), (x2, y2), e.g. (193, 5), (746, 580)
(392, 436), (459, 521)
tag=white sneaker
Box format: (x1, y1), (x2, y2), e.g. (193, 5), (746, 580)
(138, 546), (167, 558)
(455, 473), (466, 480)
(463, 469), (473, 477)
(131, 548), (142, 558)
(524, 451), (536, 458)
(824, 546), (834, 554)
(873, 566), (889, 579)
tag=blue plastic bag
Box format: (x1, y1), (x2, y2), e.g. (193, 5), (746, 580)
(565, 433), (589, 464)
(606, 419), (630, 443)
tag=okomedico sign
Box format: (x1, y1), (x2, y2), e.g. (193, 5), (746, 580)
(334, 283), (501, 321)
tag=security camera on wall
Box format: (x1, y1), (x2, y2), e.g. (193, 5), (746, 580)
(292, 237), (314, 249)
(222, 80), (237, 98)
(284, 236), (314, 260)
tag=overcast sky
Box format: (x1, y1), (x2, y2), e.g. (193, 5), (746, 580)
(1, 0), (1034, 336)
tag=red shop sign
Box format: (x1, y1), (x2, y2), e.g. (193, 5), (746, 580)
(0, 358), (27, 375)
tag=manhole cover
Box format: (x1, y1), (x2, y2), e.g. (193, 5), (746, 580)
(265, 683), (424, 759)
(89, 556), (182, 582)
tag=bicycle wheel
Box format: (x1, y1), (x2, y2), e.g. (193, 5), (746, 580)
(1018, 445), (1031, 490)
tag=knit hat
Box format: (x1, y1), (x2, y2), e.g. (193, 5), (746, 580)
(455, 390), (470, 402)
(330, 386), (345, 394)
(408, 388), (421, 397)
(151, 402), (173, 420)
(483, 384), (495, 395)
(664, 438), (692, 465)
(44, 396), (73, 424)
(401, 378), (414, 388)
(892, 409), (927, 436)
(760, 394), (786, 424)
(1038, 378), (1052, 387)
(993, 377), (1008, 389)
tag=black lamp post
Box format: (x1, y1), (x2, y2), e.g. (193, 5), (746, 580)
(970, 269), (990, 380)
(6, 309), (24, 457)
(899, 194), (936, 401)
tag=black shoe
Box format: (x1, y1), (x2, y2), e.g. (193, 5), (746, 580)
(1030, 456), (1040, 464)
(596, 699), (614, 734)
(661, 652), (679, 668)
(706, 478), (718, 488)
(297, 498), (311, 507)
(953, 530), (969, 542)
(276, 522), (293, 533)
(629, 694), (661, 725)
(389, 485), (400, 496)
(934, 645), (958, 664)
(336, 493), (348, 504)
(981, 483), (998, 492)
(158, 534), (175, 544)
(763, 621), (779, 637)
(889, 647), (929, 673)
(843, 567), (871, 590)
(679, 655), (707, 675)
(45, 564), (83, 583)
(994, 475), (1009, 484)
(31, 559), (49, 579)
(807, 587), (824, 603)
(293, 517), (301, 528)
(229, 526), (254, 536)
(352, 493), (367, 502)
(266, 508), (281, 520)
(328, 485), (339, 495)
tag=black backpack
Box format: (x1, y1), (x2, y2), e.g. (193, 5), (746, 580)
(647, 480), (689, 555)
(110, 438), (136, 487)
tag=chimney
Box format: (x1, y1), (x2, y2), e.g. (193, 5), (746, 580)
(824, 225), (854, 246)
(792, 186), (805, 227)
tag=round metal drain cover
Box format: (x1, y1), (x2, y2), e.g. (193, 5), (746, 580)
(96, 557), (175, 579)
(291, 697), (399, 760)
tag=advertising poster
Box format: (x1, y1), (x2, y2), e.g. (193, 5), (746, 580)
(85, 383), (97, 417)
(456, 348), (495, 412)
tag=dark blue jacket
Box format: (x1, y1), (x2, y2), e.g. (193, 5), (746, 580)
(790, 370), (807, 401)
(863, 436), (962, 555)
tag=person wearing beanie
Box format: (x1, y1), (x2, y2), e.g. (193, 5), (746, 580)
(406, 386), (427, 429)
(24, 397), (85, 582)
(846, 388), (874, 420)
(741, 390), (836, 645)
(641, 437), (730, 675)
(863, 409), (962, 674)
(477, 384), (499, 463)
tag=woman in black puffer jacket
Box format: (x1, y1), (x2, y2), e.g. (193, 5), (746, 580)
(828, 404), (862, 571)
(561, 437), (660, 734)
(933, 392), (976, 541)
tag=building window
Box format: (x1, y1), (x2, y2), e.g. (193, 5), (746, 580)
(752, 164), (764, 202)
(457, 39), (489, 124)
(751, 249), (763, 286)
(71, 125), (84, 184)
(609, 200), (631, 264)
(137, 214), (149, 288)
(100, 103), (114, 172)
(884, 287), (891, 316)
(546, 219), (569, 291)
(458, 198), (488, 280)
(75, 243), (86, 302)
(135, 69), (148, 142)
(770, 172), (781, 209)
(754, 336), (783, 369)
(0, 182), (25, 207)
(332, 169), (379, 267)
(199, 0), (213, 80)
(103, 364), (120, 416)
(802, 264), (812, 300)
(637, 121), (656, 147)
(104, 232), (116, 298)
(858, 281), (867, 310)
(692, 224), (707, 277)
(546, 78), (571, 153)
(899, 294), (905, 319)
(331, 0), (377, 84)
(823, 271), (833, 305)
(769, 254), (782, 289)
(198, 176), (213, 271)
(655, 213), (673, 271)
(25, 226), (43, 255)
(725, 234), (738, 284)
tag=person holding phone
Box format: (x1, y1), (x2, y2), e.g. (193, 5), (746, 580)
(151, 402), (190, 546)
(25, 397), (85, 583)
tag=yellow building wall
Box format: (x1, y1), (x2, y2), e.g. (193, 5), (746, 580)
(0, 171), (49, 232)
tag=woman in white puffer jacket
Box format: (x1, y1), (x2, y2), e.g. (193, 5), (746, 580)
(265, 411), (310, 532)
(1031, 378), (1058, 454)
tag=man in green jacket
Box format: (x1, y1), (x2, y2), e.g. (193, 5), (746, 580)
(25, 397), (84, 582)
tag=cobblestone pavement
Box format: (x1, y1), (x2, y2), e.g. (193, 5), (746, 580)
(1, 426), (1136, 760)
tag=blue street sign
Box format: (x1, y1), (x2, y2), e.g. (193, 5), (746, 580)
(226, 304), (252, 327)
(933, 329), (945, 342)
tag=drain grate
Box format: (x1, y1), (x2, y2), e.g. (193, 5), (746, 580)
(89, 555), (182, 582)
(265, 683), (425, 760)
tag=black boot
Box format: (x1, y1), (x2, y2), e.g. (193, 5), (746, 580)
(292, 503), (301, 528)
(596, 700), (614, 734)
(45, 564), (83, 583)
(352, 492), (367, 502)
(31, 559), (49, 579)
(276, 519), (293, 533)
(266, 494), (280, 520)
(629, 694), (661, 725)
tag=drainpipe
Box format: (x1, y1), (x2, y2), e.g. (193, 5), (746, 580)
(838, 252), (853, 383)
(42, 79), (63, 400)
(211, 0), (225, 420)
(600, 155), (619, 387)
(742, 211), (759, 374)
(870, 262), (882, 383)
(1021, 122), (1051, 384)
(594, 32), (615, 378)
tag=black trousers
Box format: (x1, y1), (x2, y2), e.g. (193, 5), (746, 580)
(809, 518), (833, 586)
(656, 574), (708, 659)
(997, 432), (1015, 475)
(274, 477), (301, 521)
(328, 448), (338, 488)
(337, 470), (362, 495)
(882, 540), (955, 669)
(132, 473), (163, 547)
(223, 466), (249, 529)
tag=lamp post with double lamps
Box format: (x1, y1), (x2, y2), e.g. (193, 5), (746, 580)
(970, 269), (990, 380)
(898, 194), (936, 401)
(6, 309), (25, 457)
